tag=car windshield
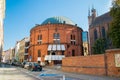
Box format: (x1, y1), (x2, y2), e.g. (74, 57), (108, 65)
(34, 63), (38, 66)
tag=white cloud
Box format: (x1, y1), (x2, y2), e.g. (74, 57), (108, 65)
(106, 0), (113, 11)
(108, 0), (113, 7)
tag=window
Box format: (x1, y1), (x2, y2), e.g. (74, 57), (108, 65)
(62, 51), (64, 55)
(53, 33), (60, 44)
(102, 27), (106, 38)
(52, 52), (55, 55)
(37, 34), (42, 44)
(70, 34), (76, 45)
(84, 47), (87, 52)
(94, 29), (98, 41)
(25, 42), (29, 47)
(54, 33), (60, 39)
(38, 50), (41, 57)
(72, 50), (75, 56)
(25, 49), (28, 53)
(71, 35), (72, 39)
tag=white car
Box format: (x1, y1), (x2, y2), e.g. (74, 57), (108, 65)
(24, 62), (36, 69)
(24, 62), (31, 69)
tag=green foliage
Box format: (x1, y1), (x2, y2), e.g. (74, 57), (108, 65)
(116, 0), (120, 6)
(92, 38), (107, 54)
(109, 0), (120, 48)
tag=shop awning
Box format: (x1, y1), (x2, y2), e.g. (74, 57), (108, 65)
(48, 44), (65, 51)
(45, 55), (65, 60)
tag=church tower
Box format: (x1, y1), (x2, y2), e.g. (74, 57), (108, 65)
(88, 7), (96, 27)
(88, 7), (97, 55)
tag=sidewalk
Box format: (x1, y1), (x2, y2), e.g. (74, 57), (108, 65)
(40, 66), (120, 80)
(19, 65), (120, 80)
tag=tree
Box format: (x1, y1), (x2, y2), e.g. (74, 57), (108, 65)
(92, 38), (107, 54)
(109, 0), (120, 48)
(116, 0), (120, 6)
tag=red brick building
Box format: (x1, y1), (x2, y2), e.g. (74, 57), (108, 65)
(29, 16), (83, 65)
(88, 8), (112, 54)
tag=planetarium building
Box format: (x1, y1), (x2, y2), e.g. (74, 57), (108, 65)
(29, 16), (83, 65)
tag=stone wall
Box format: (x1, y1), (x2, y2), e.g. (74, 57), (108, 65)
(62, 49), (120, 77)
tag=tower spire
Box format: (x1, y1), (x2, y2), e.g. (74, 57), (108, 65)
(92, 4), (94, 10)
(88, 7), (90, 16)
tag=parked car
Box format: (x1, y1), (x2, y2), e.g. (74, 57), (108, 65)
(32, 63), (42, 71)
(21, 61), (27, 68)
(24, 62), (31, 69)
(12, 62), (21, 66)
(24, 62), (42, 71)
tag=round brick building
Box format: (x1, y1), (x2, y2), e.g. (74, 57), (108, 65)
(29, 16), (83, 65)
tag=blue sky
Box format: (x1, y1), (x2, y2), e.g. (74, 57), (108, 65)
(4, 0), (111, 50)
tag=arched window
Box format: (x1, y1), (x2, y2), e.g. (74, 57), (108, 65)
(102, 27), (106, 38)
(70, 34), (76, 45)
(38, 50), (41, 57)
(37, 34), (42, 44)
(94, 29), (98, 40)
(53, 33), (60, 43)
(72, 50), (75, 56)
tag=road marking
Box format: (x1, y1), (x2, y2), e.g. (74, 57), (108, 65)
(19, 68), (44, 80)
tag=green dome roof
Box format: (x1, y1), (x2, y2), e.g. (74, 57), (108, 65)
(41, 16), (75, 25)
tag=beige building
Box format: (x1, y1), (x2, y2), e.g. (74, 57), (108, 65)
(3, 48), (13, 63)
(18, 39), (25, 62)
(0, 0), (5, 62)
(18, 37), (29, 63)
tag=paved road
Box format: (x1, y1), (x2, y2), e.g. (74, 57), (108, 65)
(36, 68), (120, 80)
(0, 63), (120, 80)
(19, 67), (120, 80)
(0, 63), (41, 80)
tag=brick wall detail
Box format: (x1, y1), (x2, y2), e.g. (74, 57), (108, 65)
(62, 49), (120, 77)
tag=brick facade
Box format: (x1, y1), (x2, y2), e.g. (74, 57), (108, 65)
(62, 49), (120, 77)
(62, 54), (105, 75)
(29, 23), (83, 65)
(89, 21), (111, 54)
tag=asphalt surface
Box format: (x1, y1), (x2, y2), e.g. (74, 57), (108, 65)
(0, 63), (120, 80)
(0, 63), (41, 80)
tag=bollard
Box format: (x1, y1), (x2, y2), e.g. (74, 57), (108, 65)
(63, 75), (65, 80)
